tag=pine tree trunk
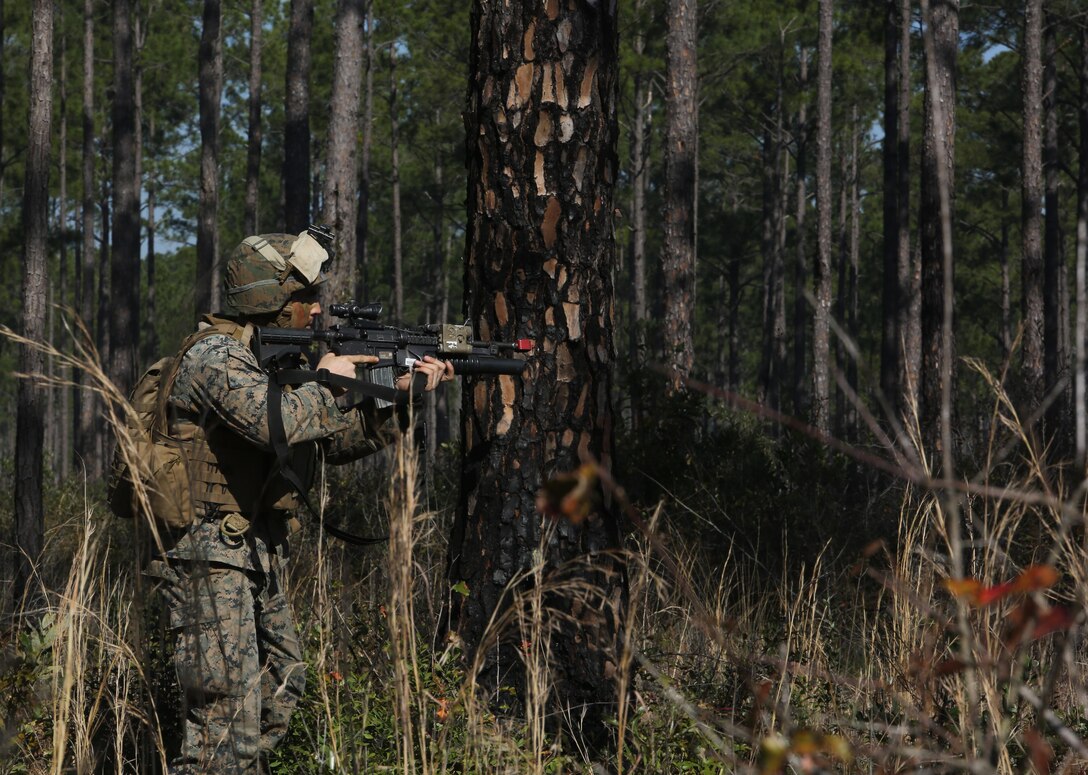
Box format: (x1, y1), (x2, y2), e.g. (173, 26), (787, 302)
(355, 1), (373, 302)
(284, 0), (313, 234)
(848, 105), (860, 441)
(663, 0), (697, 391)
(15, 0), (53, 612)
(881, 0), (901, 413)
(390, 47), (404, 322)
(111, 0), (139, 395)
(244, 0), (264, 236)
(0, 0), (5, 208)
(1021, 0), (1045, 412)
(196, 0), (222, 316)
(919, 0), (958, 462)
(322, 0), (364, 304)
(1076, 20), (1088, 468)
(792, 49), (809, 417)
(58, 43), (70, 480)
(449, 0), (624, 743)
(813, 0), (834, 435)
(836, 140), (848, 434)
(144, 116), (157, 366)
(899, 0), (917, 420)
(628, 0), (650, 393)
(77, 0), (96, 474)
(1043, 13), (1064, 443)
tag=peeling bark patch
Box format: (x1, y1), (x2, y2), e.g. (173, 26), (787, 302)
(579, 57), (597, 109)
(546, 0), (559, 21)
(514, 63), (534, 108)
(474, 380), (488, 417)
(564, 301), (581, 339)
(572, 147), (586, 190)
(543, 257), (558, 278)
(557, 342), (575, 382)
(559, 114), (574, 143)
(523, 21), (535, 61)
(542, 65), (554, 104)
(495, 292), (509, 326)
(557, 19), (572, 52)
(496, 375), (516, 435)
(575, 383), (588, 415)
(534, 111), (553, 147)
(542, 197), (561, 248)
(485, 189), (497, 212)
(535, 151), (547, 195)
(554, 66), (567, 109)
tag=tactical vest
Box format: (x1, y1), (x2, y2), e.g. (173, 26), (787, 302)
(164, 316), (312, 521)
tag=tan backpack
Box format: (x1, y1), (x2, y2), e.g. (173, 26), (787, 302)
(107, 322), (250, 531)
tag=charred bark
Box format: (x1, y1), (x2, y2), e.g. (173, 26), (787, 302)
(449, 0), (624, 749)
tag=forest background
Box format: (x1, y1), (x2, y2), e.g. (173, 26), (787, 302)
(4, 0), (1088, 772)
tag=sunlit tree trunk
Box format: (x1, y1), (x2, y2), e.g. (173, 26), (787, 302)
(15, 0), (53, 612)
(322, 0), (364, 304)
(244, 0), (264, 236)
(919, 0), (958, 462)
(284, 0), (313, 234)
(1021, 0), (1044, 413)
(663, 0), (697, 391)
(813, 0), (833, 435)
(449, 0), (624, 743)
(196, 0), (222, 316)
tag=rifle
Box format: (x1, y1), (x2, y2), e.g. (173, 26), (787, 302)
(253, 301), (532, 393)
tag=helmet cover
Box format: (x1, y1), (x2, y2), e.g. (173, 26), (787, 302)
(224, 232), (329, 316)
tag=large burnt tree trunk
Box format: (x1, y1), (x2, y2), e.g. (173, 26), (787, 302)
(110, 0), (139, 394)
(1021, 0), (1045, 415)
(322, 0), (364, 303)
(14, 0), (53, 612)
(448, 0), (624, 747)
(663, 0), (697, 390)
(196, 0), (222, 317)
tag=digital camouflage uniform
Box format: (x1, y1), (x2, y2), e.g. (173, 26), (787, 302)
(147, 314), (396, 773)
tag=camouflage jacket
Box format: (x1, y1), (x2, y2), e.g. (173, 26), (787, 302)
(157, 323), (395, 572)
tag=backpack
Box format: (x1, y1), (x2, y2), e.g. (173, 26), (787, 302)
(107, 322), (249, 531)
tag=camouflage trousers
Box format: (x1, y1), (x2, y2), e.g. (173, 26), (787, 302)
(157, 559), (306, 774)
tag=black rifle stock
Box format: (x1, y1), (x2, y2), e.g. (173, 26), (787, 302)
(252, 301), (531, 379)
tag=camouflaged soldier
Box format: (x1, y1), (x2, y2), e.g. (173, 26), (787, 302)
(147, 230), (452, 774)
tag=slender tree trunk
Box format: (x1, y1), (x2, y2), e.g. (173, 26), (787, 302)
(836, 139), (849, 434)
(322, 0), (364, 304)
(848, 105), (860, 441)
(663, 0), (697, 391)
(196, 0), (222, 317)
(1021, 0), (1045, 412)
(759, 99), (784, 410)
(77, 0), (96, 475)
(1001, 190), (1012, 363)
(390, 47), (404, 322)
(144, 116), (157, 365)
(355, 1), (374, 302)
(919, 0), (958, 462)
(111, 0), (139, 395)
(629, 0), (650, 390)
(813, 0), (834, 435)
(1076, 19), (1088, 469)
(244, 0), (264, 236)
(881, 0), (901, 413)
(97, 172), (111, 422)
(792, 49), (809, 416)
(0, 0), (5, 208)
(284, 0), (313, 234)
(15, 0), (54, 612)
(1043, 13), (1064, 444)
(450, 0), (623, 742)
(58, 42), (70, 480)
(899, 0), (917, 420)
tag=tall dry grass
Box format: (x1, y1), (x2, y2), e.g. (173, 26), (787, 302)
(5, 315), (1088, 773)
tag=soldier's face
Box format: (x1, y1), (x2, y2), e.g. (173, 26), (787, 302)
(285, 300), (322, 329)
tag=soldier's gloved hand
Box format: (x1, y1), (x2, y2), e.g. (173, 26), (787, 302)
(395, 356), (454, 393)
(317, 353), (379, 396)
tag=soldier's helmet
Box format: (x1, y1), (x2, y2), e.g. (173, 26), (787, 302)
(224, 231), (331, 316)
